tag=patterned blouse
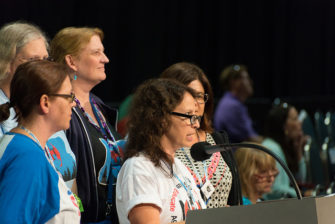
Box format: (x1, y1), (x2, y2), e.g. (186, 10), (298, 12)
(175, 133), (232, 208)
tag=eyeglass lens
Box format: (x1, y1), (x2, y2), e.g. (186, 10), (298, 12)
(190, 115), (202, 125)
(196, 93), (208, 104)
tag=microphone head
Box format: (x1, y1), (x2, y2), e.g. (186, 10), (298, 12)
(190, 141), (211, 161)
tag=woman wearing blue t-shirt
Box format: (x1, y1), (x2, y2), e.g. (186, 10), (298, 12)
(0, 60), (80, 223)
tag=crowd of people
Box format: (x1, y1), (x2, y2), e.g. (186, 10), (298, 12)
(0, 20), (311, 224)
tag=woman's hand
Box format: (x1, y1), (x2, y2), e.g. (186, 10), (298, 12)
(290, 130), (309, 160)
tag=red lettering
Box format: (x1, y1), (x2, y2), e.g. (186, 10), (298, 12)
(170, 188), (179, 211)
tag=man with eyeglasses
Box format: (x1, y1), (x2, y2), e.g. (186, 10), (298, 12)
(214, 64), (262, 144)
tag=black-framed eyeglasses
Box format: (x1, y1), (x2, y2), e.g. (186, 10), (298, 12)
(195, 93), (208, 104)
(49, 92), (75, 103)
(170, 111), (202, 125)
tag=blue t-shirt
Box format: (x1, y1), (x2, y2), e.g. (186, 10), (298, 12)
(0, 89), (76, 190)
(47, 131), (76, 189)
(0, 133), (80, 223)
(242, 196), (252, 205)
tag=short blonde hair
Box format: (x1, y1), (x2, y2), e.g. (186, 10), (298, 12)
(0, 21), (48, 81)
(50, 27), (104, 65)
(235, 147), (277, 198)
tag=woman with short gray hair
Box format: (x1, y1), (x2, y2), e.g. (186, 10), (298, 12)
(0, 21), (48, 136)
(0, 21), (78, 198)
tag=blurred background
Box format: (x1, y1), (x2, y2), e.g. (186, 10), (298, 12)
(1, 0), (335, 134)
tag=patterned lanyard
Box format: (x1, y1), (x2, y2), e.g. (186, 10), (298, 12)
(74, 96), (116, 148)
(19, 126), (55, 169)
(163, 160), (197, 207)
(173, 169), (197, 207)
(180, 147), (208, 187)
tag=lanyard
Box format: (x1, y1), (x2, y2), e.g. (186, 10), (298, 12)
(75, 96), (117, 150)
(180, 149), (211, 204)
(180, 147), (208, 187)
(173, 171), (197, 207)
(20, 126), (84, 212)
(19, 126), (55, 169)
(162, 160), (198, 208)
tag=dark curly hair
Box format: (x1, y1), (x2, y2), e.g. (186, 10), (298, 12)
(125, 78), (196, 176)
(160, 62), (213, 133)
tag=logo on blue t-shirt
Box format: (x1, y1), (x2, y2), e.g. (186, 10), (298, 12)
(47, 137), (77, 181)
(98, 139), (125, 185)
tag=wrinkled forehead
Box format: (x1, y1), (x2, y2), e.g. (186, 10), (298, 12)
(17, 37), (48, 55)
(17, 32), (47, 51)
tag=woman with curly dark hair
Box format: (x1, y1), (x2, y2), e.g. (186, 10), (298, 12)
(161, 62), (242, 207)
(116, 78), (206, 224)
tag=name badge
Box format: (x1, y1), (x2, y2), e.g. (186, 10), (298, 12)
(201, 181), (215, 199)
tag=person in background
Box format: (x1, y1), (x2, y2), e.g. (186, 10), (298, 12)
(117, 94), (132, 138)
(160, 62), (242, 207)
(0, 21), (77, 191)
(0, 21), (49, 136)
(262, 102), (308, 199)
(116, 78), (206, 224)
(50, 27), (124, 223)
(0, 60), (80, 223)
(235, 147), (278, 205)
(214, 64), (262, 143)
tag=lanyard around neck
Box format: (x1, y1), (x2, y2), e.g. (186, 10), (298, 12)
(173, 171), (197, 208)
(180, 147), (208, 186)
(19, 126), (55, 168)
(75, 96), (116, 146)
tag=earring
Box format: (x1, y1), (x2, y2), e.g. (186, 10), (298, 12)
(74, 74), (77, 80)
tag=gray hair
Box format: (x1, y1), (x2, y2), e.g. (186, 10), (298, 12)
(0, 21), (48, 81)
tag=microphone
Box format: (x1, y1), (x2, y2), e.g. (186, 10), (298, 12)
(190, 141), (303, 200)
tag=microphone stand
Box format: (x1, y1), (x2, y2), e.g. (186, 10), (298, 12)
(220, 142), (303, 200)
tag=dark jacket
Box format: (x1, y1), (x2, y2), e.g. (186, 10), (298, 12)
(211, 131), (243, 205)
(66, 94), (121, 222)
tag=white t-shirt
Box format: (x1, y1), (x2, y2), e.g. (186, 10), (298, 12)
(116, 154), (206, 224)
